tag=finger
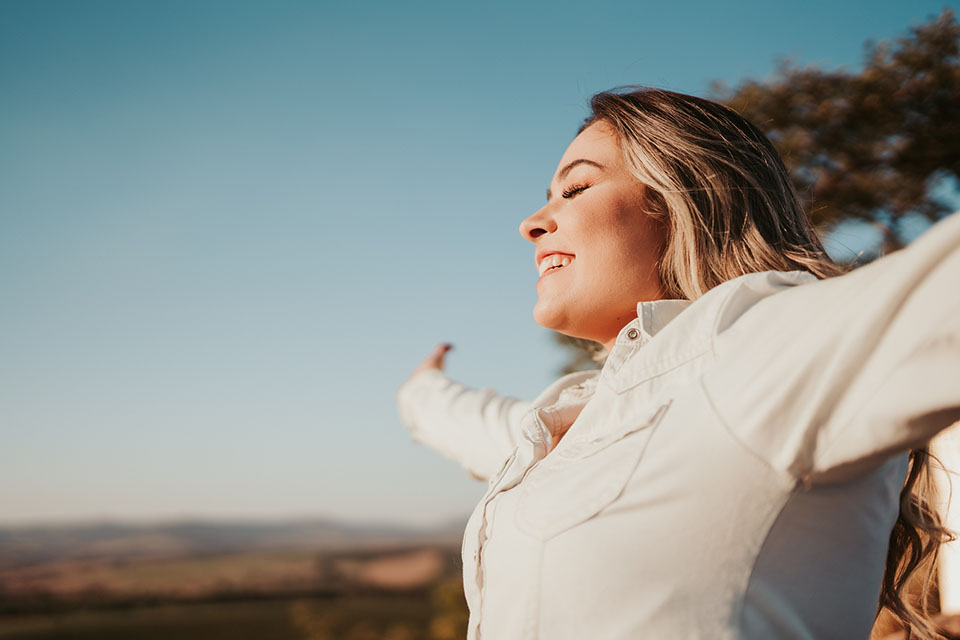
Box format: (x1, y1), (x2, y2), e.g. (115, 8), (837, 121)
(409, 343), (453, 378)
(428, 343), (453, 368)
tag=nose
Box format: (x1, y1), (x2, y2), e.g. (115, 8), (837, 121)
(519, 204), (556, 242)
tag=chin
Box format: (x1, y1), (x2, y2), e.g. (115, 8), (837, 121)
(532, 300), (567, 333)
(534, 299), (614, 346)
(533, 302), (589, 340)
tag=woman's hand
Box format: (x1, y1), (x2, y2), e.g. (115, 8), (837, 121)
(408, 343), (453, 380)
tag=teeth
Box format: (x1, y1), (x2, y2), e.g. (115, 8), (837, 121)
(538, 254), (573, 276)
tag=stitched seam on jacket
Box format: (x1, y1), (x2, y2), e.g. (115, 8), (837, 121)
(734, 487), (798, 637)
(699, 374), (782, 476)
(708, 276), (749, 359)
(609, 344), (710, 393)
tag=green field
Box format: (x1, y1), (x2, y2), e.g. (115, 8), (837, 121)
(0, 595), (442, 640)
(0, 525), (469, 639)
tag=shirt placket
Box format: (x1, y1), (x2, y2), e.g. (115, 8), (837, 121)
(469, 409), (553, 639)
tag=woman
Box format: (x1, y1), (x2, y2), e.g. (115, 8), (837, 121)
(396, 88), (960, 639)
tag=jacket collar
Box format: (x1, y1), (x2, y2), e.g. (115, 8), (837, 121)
(603, 272), (818, 394)
(610, 298), (693, 348)
(637, 298), (694, 340)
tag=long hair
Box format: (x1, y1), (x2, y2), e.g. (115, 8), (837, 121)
(872, 450), (955, 640)
(584, 86), (952, 639)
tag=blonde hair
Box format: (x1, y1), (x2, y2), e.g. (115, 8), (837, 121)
(583, 86), (952, 639)
(582, 87), (843, 300)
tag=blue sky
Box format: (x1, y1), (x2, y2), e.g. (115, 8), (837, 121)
(1, 0), (956, 526)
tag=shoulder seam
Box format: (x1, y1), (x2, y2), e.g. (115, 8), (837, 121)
(698, 374), (794, 478)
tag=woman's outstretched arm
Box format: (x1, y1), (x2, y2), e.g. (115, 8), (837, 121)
(396, 344), (532, 481)
(701, 211), (960, 484)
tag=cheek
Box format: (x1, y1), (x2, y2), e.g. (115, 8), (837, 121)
(607, 205), (663, 263)
(590, 230), (647, 275)
(584, 226), (663, 295)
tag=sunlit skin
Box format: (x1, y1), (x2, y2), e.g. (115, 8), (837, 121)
(409, 121), (667, 376)
(520, 121), (667, 350)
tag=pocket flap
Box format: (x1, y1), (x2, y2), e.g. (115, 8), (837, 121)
(514, 402), (670, 540)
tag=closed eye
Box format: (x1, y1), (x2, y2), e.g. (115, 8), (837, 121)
(561, 183), (589, 199)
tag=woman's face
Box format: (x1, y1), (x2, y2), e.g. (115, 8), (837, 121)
(519, 120), (666, 349)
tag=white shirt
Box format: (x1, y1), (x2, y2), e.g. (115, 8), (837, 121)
(396, 212), (960, 639)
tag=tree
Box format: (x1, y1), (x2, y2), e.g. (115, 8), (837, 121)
(555, 10), (960, 374)
(713, 9), (960, 253)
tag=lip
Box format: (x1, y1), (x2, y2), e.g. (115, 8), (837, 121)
(536, 250), (575, 282)
(537, 265), (569, 283)
(535, 249), (575, 265)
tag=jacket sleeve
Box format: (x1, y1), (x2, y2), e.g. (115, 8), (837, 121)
(395, 369), (533, 481)
(701, 211), (960, 484)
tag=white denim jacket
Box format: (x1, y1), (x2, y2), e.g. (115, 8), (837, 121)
(396, 212), (960, 640)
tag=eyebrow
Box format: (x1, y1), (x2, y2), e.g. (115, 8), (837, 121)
(546, 159), (605, 201)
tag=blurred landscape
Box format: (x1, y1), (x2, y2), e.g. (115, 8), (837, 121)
(0, 518), (469, 639)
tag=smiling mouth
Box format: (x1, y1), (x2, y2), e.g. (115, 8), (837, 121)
(537, 254), (574, 278)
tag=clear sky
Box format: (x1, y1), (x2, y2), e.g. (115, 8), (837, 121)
(1, 0), (956, 527)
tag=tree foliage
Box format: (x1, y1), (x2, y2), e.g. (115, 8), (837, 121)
(713, 9), (960, 252)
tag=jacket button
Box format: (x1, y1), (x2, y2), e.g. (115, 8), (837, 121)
(626, 328), (640, 340)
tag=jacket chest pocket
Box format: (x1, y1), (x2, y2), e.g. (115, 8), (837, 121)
(513, 402), (670, 541)
(481, 444), (533, 504)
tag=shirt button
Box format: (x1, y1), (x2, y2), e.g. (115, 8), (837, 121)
(626, 328), (640, 340)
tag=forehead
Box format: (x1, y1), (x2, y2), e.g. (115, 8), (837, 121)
(556, 120), (622, 174)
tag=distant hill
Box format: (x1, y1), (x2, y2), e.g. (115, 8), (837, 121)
(0, 517), (466, 571)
